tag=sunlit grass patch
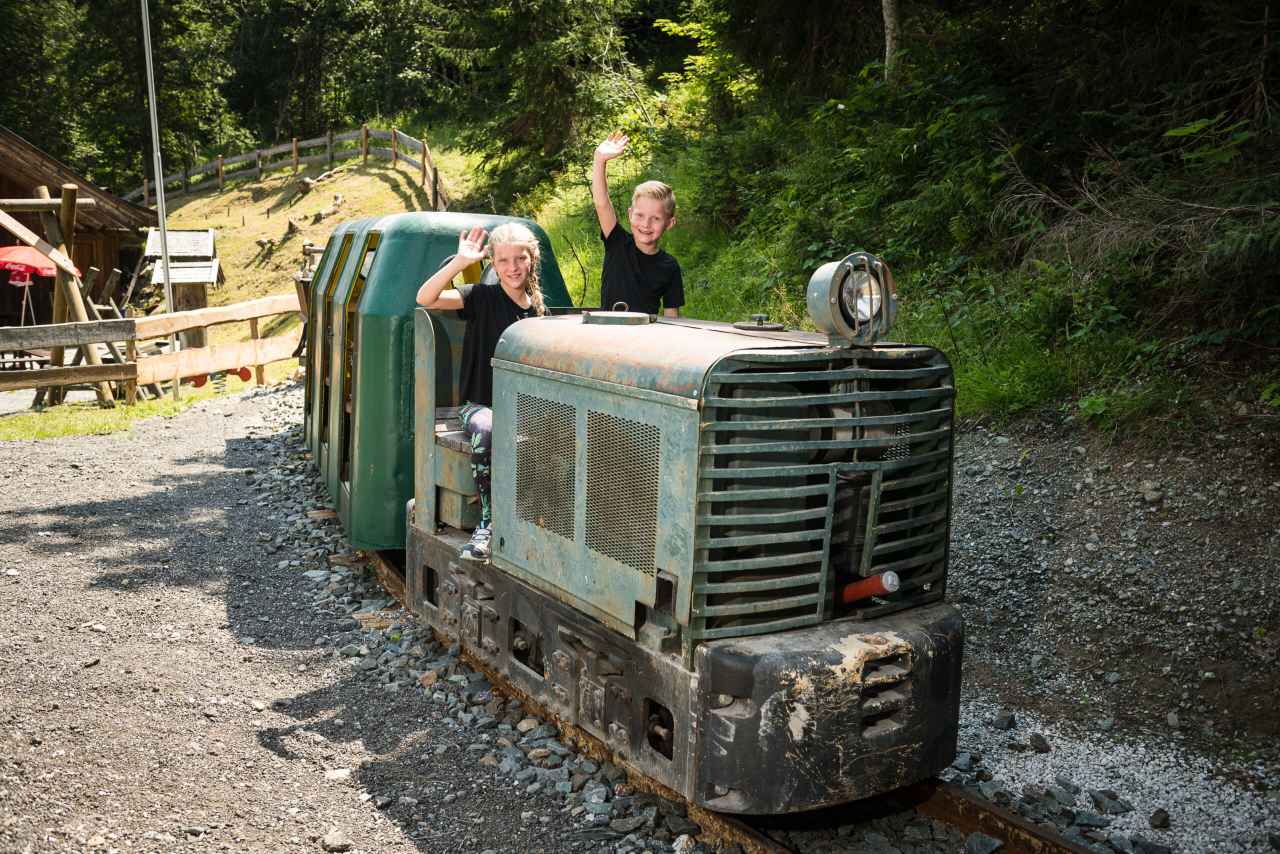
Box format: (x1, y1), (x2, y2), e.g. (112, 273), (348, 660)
(0, 361), (298, 441)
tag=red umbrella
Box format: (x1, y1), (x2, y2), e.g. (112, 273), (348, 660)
(0, 245), (60, 280)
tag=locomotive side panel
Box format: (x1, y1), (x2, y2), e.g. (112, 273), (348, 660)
(489, 359), (700, 640)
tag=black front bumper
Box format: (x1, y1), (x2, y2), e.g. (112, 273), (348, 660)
(693, 603), (963, 814)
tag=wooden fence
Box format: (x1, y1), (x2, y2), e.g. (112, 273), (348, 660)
(122, 125), (449, 210)
(0, 293), (302, 403)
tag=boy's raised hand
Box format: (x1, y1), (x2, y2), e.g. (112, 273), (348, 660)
(456, 226), (488, 265)
(595, 131), (629, 163)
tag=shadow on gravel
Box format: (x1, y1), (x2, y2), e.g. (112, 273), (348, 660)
(8, 429), (325, 658)
(6, 461), (244, 592)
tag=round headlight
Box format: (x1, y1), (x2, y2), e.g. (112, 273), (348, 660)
(805, 251), (897, 346)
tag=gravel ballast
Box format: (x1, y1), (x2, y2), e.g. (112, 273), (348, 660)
(1, 379), (1277, 853)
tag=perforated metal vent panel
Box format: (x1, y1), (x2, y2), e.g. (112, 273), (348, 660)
(585, 411), (661, 575)
(515, 394), (576, 541)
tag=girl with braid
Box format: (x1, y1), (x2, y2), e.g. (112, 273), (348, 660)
(416, 223), (547, 560)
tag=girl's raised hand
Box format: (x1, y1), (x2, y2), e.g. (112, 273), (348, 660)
(457, 226), (488, 264)
(595, 131), (629, 162)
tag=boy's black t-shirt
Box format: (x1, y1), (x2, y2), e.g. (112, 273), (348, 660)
(599, 223), (684, 315)
(457, 282), (536, 407)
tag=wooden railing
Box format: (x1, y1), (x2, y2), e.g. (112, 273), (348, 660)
(122, 125), (449, 210)
(0, 293), (302, 403)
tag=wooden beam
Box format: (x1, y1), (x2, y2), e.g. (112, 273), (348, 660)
(0, 198), (98, 212)
(58, 184), (78, 250)
(52, 184), (114, 406)
(95, 268), (122, 305)
(74, 270), (129, 370)
(0, 363), (135, 393)
(0, 209), (79, 278)
(134, 293), (300, 339)
(125, 309), (138, 406)
(249, 318), (266, 385)
(120, 255), (146, 308)
(136, 330), (300, 385)
(33, 186), (67, 405)
(0, 319), (136, 352)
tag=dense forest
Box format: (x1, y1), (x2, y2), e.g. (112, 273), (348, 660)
(2, 0), (1277, 424)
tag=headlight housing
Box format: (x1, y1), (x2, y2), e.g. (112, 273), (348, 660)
(805, 252), (897, 346)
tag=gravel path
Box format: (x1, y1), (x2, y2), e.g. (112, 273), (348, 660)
(0, 387), (607, 853)
(1, 382), (1276, 854)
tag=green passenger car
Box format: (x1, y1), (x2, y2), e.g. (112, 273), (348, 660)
(303, 212), (571, 550)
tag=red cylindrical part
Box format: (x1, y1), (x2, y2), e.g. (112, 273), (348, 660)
(839, 570), (900, 605)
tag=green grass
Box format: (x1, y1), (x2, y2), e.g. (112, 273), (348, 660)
(0, 361), (296, 441)
(0, 393), (212, 441)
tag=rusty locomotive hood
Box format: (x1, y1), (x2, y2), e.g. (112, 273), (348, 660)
(493, 314), (829, 399)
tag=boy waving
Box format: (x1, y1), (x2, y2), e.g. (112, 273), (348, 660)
(591, 132), (684, 317)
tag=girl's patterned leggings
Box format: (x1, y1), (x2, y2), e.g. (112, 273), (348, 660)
(459, 403), (492, 529)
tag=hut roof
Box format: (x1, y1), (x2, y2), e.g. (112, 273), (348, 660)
(0, 125), (157, 233)
(149, 258), (223, 286)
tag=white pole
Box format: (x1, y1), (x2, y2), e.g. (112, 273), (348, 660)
(139, 0), (178, 361)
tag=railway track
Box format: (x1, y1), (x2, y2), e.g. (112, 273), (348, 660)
(367, 551), (1088, 854)
(721, 779), (1095, 854)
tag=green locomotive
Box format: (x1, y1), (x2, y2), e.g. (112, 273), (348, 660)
(307, 212), (962, 814)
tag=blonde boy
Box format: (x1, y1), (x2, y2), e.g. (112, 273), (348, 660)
(591, 132), (684, 316)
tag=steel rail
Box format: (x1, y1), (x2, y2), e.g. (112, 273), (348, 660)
(365, 551), (1086, 854)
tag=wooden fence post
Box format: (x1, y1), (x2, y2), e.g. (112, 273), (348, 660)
(421, 141), (427, 186)
(125, 307), (137, 405)
(183, 166), (189, 195)
(143, 177), (150, 207)
(293, 137), (299, 172)
(327, 129), (334, 166)
(391, 128), (398, 168)
(432, 167), (439, 211)
(249, 318), (265, 386)
(34, 185), (114, 406)
(256, 150), (263, 181)
(362, 124), (368, 164)
(217, 154), (224, 190)
(34, 186), (68, 404)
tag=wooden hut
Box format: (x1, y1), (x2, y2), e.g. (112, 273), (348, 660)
(144, 228), (224, 347)
(0, 124), (156, 326)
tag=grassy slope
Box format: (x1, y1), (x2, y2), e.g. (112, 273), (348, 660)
(166, 147), (475, 345)
(2, 144), (475, 441)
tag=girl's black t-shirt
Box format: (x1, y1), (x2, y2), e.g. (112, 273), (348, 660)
(456, 282), (535, 407)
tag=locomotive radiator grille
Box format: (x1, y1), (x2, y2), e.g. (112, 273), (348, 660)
(848, 349), (954, 619)
(585, 411), (661, 576)
(690, 346), (954, 647)
(514, 393), (577, 541)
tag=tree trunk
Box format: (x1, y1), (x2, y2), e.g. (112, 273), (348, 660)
(883, 0), (901, 86)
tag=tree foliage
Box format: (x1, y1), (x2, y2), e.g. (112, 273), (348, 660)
(0, 0), (1274, 405)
